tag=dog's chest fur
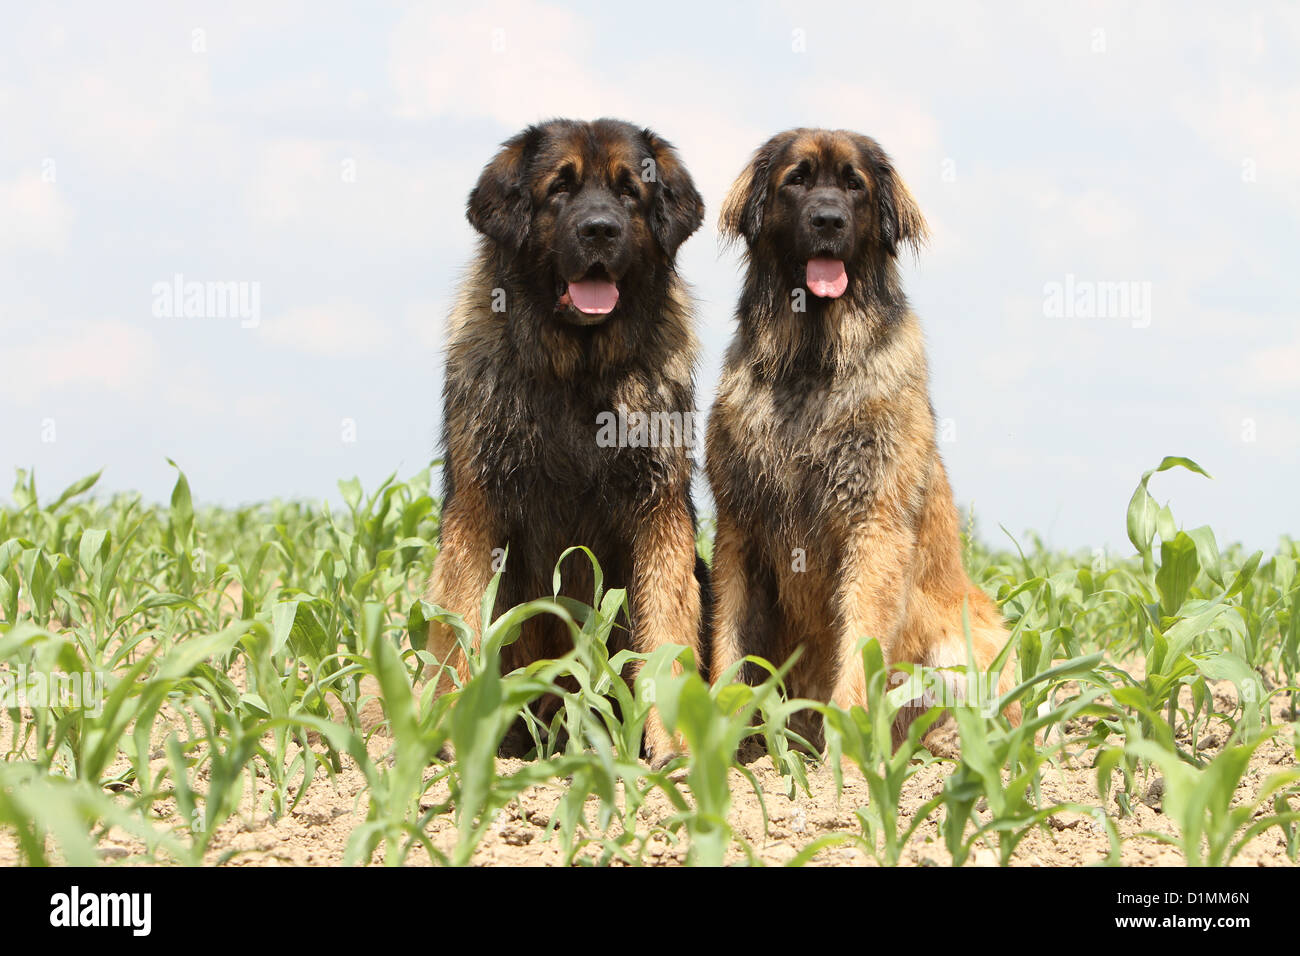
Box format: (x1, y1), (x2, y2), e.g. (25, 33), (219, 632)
(473, 367), (682, 515)
(709, 310), (928, 535)
(716, 366), (884, 530)
(444, 288), (695, 536)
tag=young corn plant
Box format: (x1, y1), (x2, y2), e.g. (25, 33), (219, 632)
(647, 645), (804, 866)
(793, 638), (944, 866)
(940, 600), (1113, 866)
(1113, 735), (1300, 865)
(1122, 457), (1267, 754)
(4, 462), (1296, 867)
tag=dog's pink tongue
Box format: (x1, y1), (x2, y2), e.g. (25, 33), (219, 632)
(567, 278), (619, 314)
(806, 258), (848, 298)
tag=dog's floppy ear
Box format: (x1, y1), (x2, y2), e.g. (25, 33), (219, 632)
(718, 146), (768, 247)
(874, 163), (929, 257)
(467, 126), (543, 250)
(857, 136), (929, 257)
(719, 134), (788, 247)
(642, 129), (704, 257)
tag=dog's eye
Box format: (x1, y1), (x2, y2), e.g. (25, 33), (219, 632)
(548, 177), (571, 197)
(618, 180), (640, 200)
(846, 172), (866, 191)
(785, 171), (806, 188)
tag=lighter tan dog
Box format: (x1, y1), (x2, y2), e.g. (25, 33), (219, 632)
(706, 128), (1019, 747)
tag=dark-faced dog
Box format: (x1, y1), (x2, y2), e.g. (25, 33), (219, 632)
(706, 128), (1019, 748)
(424, 118), (708, 765)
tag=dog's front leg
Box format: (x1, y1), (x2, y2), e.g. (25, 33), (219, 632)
(630, 498), (703, 768)
(423, 474), (501, 697)
(830, 516), (917, 711)
(708, 512), (752, 686)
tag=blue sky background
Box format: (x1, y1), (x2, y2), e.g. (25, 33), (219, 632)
(2, 1), (1296, 553)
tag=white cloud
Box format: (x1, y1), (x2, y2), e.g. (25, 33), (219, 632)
(1181, 79), (1300, 213)
(155, 358), (295, 431)
(9, 11), (216, 176)
(0, 174), (74, 253)
(258, 302), (392, 357)
(388, 1), (602, 125)
(400, 299), (448, 352)
(1, 320), (159, 405)
(245, 138), (464, 251)
(1238, 334), (1300, 393)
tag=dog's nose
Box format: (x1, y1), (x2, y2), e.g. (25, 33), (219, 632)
(810, 206), (847, 234)
(577, 215), (623, 242)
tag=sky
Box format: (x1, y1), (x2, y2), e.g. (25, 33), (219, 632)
(1, 1), (1297, 554)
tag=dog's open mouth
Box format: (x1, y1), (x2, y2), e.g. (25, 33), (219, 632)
(558, 265), (620, 321)
(805, 258), (848, 299)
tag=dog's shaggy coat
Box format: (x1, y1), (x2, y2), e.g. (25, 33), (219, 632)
(424, 119), (709, 764)
(706, 128), (1018, 745)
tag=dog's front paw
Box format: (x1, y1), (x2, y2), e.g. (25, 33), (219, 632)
(644, 717), (688, 771)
